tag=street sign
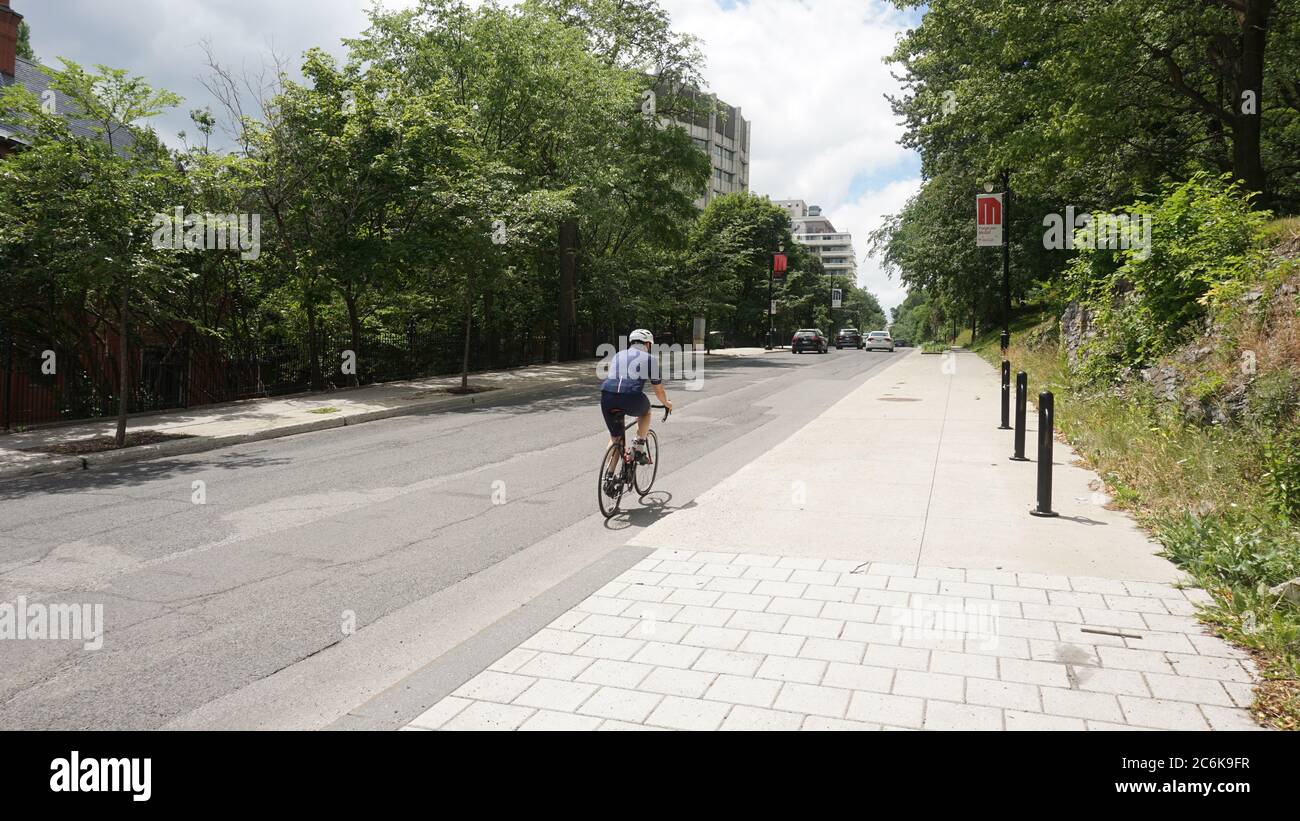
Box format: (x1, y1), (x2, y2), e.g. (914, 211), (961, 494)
(977, 193), (1003, 246)
(770, 300), (777, 314)
(831, 289), (842, 309)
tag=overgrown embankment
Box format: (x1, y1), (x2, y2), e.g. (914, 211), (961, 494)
(976, 180), (1300, 730)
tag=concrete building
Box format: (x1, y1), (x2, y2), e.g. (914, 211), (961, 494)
(776, 200), (858, 279)
(664, 88), (751, 209)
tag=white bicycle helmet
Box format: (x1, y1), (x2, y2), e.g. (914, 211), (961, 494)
(629, 329), (654, 345)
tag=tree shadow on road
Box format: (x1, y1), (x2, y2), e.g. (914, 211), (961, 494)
(0, 452), (292, 502)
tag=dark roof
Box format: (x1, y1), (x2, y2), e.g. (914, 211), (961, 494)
(1, 57), (135, 151)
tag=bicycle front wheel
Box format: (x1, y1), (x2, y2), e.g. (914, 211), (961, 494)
(634, 429), (659, 496)
(598, 442), (626, 518)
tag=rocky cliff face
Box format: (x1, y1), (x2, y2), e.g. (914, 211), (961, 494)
(1060, 301), (1095, 369)
(1061, 271), (1299, 428)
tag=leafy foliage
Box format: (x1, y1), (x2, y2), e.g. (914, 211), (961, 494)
(17, 20), (33, 61)
(1263, 430), (1300, 523)
(1065, 174), (1272, 377)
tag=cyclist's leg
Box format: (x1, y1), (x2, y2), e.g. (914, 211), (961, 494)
(624, 392), (652, 455)
(599, 391), (627, 461)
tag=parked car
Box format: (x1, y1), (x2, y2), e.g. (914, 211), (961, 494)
(865, 330), (895, 352)
(791, 329), (829, 354)
(893, 338), (910, 348)
(835, 328), (864, 349)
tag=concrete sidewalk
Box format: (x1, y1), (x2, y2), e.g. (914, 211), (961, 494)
(630, 348), (1175, 580)
(399, 350), (1263, 731)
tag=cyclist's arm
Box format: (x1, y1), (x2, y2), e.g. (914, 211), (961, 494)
(652, 381), (671, 412)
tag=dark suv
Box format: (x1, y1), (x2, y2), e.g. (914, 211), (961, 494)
(791, 329), (829, 354)
(835, 328), (864, 349)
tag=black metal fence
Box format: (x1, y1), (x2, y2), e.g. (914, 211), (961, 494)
(1, 329), (556, 431)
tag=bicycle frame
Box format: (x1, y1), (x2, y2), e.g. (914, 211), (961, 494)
(599, 404), (670, 518)
(619, 403), (672, 438)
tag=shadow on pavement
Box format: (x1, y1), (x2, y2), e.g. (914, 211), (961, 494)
(1056, 514), (1109, 526)
(0, 452), (291, 501)
(602, 492), (697, 530)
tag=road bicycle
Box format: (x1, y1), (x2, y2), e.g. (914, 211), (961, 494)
(597, 403), (670, 519)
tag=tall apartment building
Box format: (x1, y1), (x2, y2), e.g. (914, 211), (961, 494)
(775, 199), (858, 279)
(664, 88), (751, 209)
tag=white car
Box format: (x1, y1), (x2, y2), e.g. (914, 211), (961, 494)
(865, 331), (895, 352)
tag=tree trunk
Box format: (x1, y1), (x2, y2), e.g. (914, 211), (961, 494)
(114, 276), (130, 448)
(306, 298), (323, 391)
(558, 219), (579, 361)
(483, 289), (498, 369)
(460, 269), (474, 393)
(343, 288), (361, 388)
(1232, 0), (1271, 199)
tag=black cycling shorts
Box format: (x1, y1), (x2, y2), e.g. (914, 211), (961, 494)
(600, 390), (650, 437)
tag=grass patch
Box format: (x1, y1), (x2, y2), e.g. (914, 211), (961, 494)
(920, 341), (946, 354)
(307, 407), (341, 414)
(975, 313), (1300, 730)
(1261, 216), (1300, 250)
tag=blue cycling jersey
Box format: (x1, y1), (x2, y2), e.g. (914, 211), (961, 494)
(601, 345), (661, 394)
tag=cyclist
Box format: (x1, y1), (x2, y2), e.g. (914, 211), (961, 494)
(600, 329), (672, 464)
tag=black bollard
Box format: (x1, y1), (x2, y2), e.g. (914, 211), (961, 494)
(1030, 391), (1059, 517)
(999, 360), (1012, 429)
(1010, 371), (1029, 461)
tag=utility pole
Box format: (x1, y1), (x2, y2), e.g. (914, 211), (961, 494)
(767, 245), (785, 350)
(1000, 169), (1012, 354)
(766, 257), (774, 350)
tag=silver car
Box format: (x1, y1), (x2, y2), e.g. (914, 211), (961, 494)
(865, 331), (895, 352)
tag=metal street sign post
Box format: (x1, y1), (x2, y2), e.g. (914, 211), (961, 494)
(768, 250), (787, 350)
(977, 173), (1013, 353)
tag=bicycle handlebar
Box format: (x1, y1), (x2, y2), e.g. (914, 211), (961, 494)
(650, 404), (672, 421)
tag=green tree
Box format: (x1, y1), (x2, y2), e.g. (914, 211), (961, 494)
(357, 0), (707, 359)
(888, 0), (1298, 208)
(688, 192), (799, 344)
(16, 20), (33, 61)
(0, 61), (182, 445)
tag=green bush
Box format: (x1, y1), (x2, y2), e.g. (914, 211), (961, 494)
(1264, 430), (1300, 523)
(1066, 173), (1271, 380)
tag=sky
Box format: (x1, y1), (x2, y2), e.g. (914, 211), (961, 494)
(16, 0), (923, 314)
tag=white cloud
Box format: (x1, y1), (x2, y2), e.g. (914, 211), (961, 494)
(662, 0), (920, 313)
(17, 0), (415, 146)
(832, 176), (921, 315)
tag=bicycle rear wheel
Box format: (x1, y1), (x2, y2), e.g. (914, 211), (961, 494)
(598, 442), (626, 518)
(634, 429), (659, 496)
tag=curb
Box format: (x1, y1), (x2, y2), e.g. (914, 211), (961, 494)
(0, 374), (588, 484)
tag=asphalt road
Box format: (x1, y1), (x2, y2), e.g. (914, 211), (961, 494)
(0, 347), (905, 729)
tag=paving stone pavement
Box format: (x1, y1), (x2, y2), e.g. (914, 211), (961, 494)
(401, 549), (1263, 731)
